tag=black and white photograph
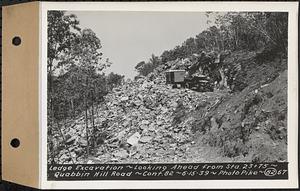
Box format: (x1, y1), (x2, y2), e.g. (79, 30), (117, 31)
(1, 1), (298, 189)
(47, 10), (289, 166)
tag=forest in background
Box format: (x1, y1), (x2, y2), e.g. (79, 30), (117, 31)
(135, 12), (287, 78)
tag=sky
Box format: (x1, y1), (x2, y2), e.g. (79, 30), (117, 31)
(67, 11), (212, 79)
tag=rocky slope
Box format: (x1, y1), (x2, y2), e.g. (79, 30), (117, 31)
(51, 50), (287, 164)
(57, 75), (227, 163)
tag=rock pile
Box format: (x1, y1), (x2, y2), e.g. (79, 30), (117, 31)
(56, 75), (225, 164)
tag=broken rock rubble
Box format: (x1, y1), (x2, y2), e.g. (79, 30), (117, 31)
(55, 75), (225, 164)
(85, 77), (224, 163)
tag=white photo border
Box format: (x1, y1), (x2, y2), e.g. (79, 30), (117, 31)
(40, 1), (298, 189)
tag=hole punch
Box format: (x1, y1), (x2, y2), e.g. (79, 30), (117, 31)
(10, 138), (20, 148)
(12, 36), (21, 46)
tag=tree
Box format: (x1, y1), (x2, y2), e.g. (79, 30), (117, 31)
(47, 11), (81, 163)
(135, 54), (161, 77)
(106, 72), (125, 90)
(149, 54), (160, 67)
(48, 11), (80, 96)
(68, 28), (109, 156)
(48, 11), (116, 162)
(210, 12), (288, 53)
(135, 61), (146, 71)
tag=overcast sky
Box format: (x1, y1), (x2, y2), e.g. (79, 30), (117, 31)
(67, 11), (212, 79)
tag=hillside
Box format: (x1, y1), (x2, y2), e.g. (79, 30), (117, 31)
(47, 11), (288, 165)
(50, 50), (287, 164)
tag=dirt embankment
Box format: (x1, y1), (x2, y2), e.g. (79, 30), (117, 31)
(191, 51), (287, 162)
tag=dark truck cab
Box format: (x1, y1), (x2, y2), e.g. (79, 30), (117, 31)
(165, 70), (186, 88)
(165, 70), (213, 92)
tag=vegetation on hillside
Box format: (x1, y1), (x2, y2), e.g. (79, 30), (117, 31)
(135, 12), (288, 78)
(47, 11), (124, 162)
(47, 11), (288, 164)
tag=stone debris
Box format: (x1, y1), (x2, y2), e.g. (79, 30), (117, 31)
(54, 72), (225, 164)
(127, 132), (141, 146)
(139, 136), (152, 143)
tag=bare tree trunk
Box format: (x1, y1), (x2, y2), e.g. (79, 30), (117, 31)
(96, 105), (99, 117)
(70, 99), (75, 118)
(85, 77), (90, 157)
(48, 118), (55, 163)
(91, 90), (96, 148)
(85, 97), (89, 157)
(48, 60), (55, 163)
(234, 29), (238, 50)
(63, 104), (68, 130)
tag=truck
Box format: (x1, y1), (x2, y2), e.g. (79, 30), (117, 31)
(165, 70), (213, 92)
